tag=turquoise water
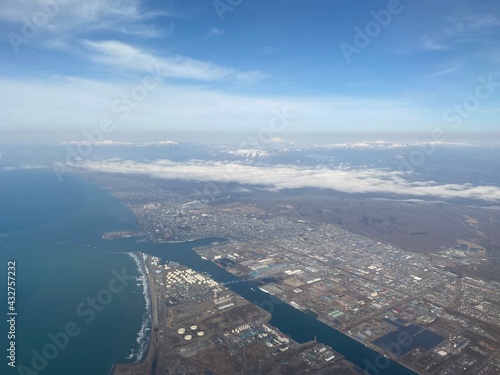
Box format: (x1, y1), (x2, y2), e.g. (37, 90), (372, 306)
(0, 169), (148, 375)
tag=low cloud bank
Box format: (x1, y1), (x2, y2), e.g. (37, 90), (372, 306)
(76, 159), (500, 202)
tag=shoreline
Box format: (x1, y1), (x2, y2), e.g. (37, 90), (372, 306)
(111, 251), (158, 375)
(127, 252), (152, 363)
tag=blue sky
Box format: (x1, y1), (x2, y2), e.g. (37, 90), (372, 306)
(1, 0), (499, 143)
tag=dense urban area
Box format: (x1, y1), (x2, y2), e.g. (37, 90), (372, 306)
(95, 174), (500, 375)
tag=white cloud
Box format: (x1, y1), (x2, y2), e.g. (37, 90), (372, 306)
(312, 141), (470, 150)
(0, 165), (45, 171)
(0, 77), (432, 136)
(421, 36), (448, 51)
(270, 137), (288, 143)
(428, 62), (463, 78)
(1, 0), (167, 47)
(317, 141), (406, 150)
(206, 27), (224, 38)
(420, 10), (500, 51)
(61, 140), (178, 146)
(83, 40), (263, 82)
(73, 159), (500, 202)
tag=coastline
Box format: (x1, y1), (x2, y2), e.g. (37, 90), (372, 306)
(111, 251), (158, 375)
(126, 252), (152, 363)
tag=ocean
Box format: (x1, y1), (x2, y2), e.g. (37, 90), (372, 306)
(0, 169), (149, 375)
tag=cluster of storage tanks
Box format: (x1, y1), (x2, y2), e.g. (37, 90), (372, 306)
(177, 324), (205, 341)
(166, 269), (218, 288)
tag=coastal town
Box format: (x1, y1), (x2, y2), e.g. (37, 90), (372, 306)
(93, 173), (500, 375)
